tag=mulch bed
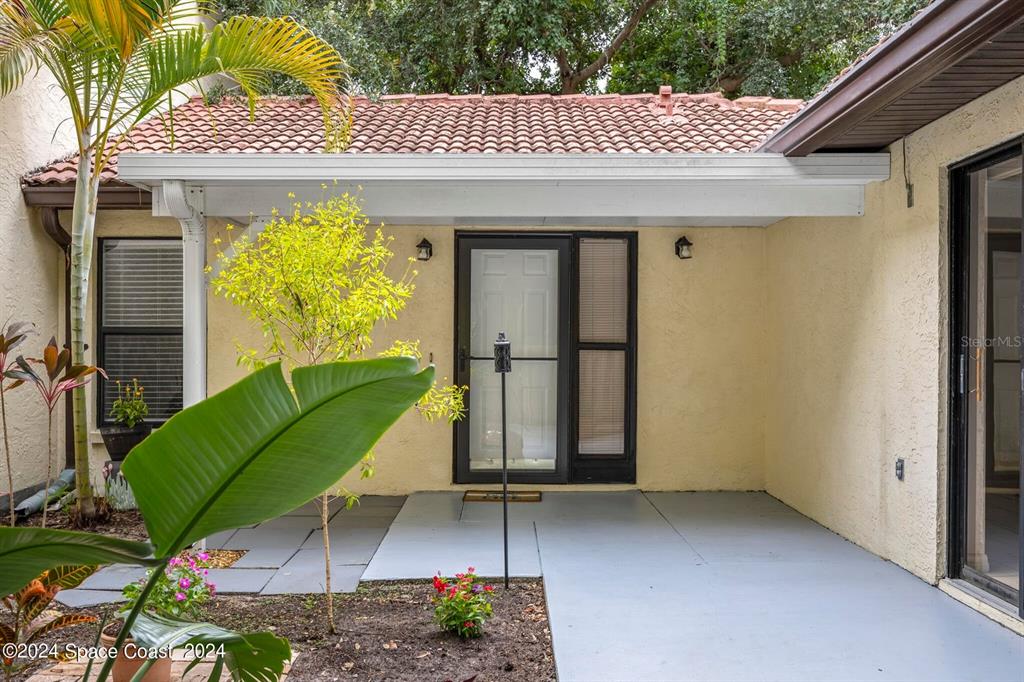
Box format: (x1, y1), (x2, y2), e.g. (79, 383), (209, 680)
(14, 580), (554, 682)
(17, 508), (149, 542)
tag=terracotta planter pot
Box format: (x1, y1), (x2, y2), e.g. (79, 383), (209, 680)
(99, 423), (152, 462)
(99, 628), (172, 682)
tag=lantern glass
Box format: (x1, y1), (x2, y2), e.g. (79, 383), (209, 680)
(416, 239), (433, 261)
(675, 237), (693, 259)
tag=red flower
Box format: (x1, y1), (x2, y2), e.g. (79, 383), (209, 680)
(432, 575), (447, 593)
(463, 621), (474, 629)
(467, 566), (475, 573)
(483, 585), (494, 592)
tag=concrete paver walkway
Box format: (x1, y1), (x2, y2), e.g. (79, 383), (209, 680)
(58, 496), (404, 604)
(58, 491), (1023, 681)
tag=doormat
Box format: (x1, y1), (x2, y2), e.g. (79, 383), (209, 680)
(463, 490), (542, 503)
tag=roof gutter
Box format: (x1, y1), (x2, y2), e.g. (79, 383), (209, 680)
(759, 0), (1024, 156)
(117, 152), (889, 186)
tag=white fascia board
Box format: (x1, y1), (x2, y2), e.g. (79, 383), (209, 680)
(119, 152), (889, 186)
(130, 152), (889, 222)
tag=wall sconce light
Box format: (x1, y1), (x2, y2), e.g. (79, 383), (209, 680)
(675, 236), (693, 260)
(416, 238), (433, 261)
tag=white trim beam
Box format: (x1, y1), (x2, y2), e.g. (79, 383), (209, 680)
(129, 152), (890, 225)
(163, 180), (207, 407)
(121, 152), (889, 185)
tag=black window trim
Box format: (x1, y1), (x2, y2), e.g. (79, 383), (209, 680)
(96, 236), (184, 428)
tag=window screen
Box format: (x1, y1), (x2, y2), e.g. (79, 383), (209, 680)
(577, 237), (630, 457)
(579, 238), (628, 343)
(99, 239), (183, 423)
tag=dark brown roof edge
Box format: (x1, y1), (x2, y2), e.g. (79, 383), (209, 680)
(759, 0), (1024, 156)
(22, 184), (152, 209)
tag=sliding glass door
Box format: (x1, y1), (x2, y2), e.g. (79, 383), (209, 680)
(950, 138), (1023, 618)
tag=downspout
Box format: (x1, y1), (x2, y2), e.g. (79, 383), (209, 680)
(39, 208), (75, 470)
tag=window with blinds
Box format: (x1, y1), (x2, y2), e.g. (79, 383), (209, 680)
(99, 239), (183, 423)
(577, 237), (631, 458)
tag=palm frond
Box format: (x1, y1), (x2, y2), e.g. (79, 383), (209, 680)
(123, 16), (349, 147)
(0, 0), (51, 96)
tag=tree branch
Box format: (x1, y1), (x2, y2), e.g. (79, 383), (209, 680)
(561, 0), (661, 94)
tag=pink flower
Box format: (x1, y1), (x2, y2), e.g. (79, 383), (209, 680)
(169, 558), (182, 567)
(467, 566), (475, 573)
(198, 552), (209, 562)
(175, 592), (186, 602)
(179, 578), (191, 589)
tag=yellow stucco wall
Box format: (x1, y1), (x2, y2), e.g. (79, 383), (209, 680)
(0, 73), (74, 497)
(205, 222), (768, 494)
(764, 74), (1024, 583)
(81, 217), (767, 494)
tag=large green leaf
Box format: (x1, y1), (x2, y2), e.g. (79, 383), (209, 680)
(0, 528), (159, 596)
(130, 611), (290, 682)
(122, 358), (432, 558)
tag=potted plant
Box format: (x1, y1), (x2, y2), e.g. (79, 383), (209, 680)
(101, 550), (216, 682)
(100, 378), (150, 462)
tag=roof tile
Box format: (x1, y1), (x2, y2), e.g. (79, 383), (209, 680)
(23, 91), (802, 186)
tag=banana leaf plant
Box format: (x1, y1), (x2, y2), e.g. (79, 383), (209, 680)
(0, 321), (35, 526)
(7, 338), (103, 527)
(0, 357), (433, 681)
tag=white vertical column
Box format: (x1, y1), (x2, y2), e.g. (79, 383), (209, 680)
(163, 181), (207, 407)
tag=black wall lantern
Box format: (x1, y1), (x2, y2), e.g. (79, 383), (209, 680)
(416, 238), (433, 261)
(675, 236), (693, 260)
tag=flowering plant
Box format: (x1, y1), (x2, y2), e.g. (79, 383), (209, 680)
(431, 567), (494, 638)
(109, 377), (148, 428)
(121, 550), (214, 619)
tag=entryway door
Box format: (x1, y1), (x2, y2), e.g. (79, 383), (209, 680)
(949, 138), (1024, 618)
(454, 233), (637, 485)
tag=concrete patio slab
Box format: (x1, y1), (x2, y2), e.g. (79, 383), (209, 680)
(231, 546), (300, 569)
(79, 565), (147, 590)
(55, 589), (126, 607)
(300, 526), (389, 563)
(363, 517), (541, 579)
(536, 492), (1024, 681)
(206, 568), (276, 593)
(260, 550), (364, 594)
(646, 491), (874, 564)
(203, 528), (238, 549)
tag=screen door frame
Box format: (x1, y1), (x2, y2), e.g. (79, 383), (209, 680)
(454, 233), (572, 484)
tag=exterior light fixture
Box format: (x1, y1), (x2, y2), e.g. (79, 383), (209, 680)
(416, 238), (433, 261)
(675, 236), (693, 260)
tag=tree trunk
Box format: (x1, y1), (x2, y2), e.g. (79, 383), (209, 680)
(70, 139), (99, 522)
(321, 492), (335, 633)
(1, 384), (13, 526)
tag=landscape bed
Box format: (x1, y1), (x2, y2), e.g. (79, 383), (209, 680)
(16, 580), (555, 681)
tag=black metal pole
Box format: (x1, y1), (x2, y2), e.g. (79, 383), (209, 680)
(494, 331), (511, 590)
(501, 370), (509, 590)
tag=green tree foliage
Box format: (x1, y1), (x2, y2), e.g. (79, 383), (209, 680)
(609, 0), (929, 99)
(218, 0), (662, 95)
(218, 0), (928, 99)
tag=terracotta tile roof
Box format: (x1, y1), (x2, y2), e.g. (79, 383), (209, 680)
(23, 89), (802, 186)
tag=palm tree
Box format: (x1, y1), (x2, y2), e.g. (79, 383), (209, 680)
(0, 0), (347, 522)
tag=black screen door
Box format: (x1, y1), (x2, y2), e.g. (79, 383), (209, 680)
(454, 232), (638, 485)
(455, 235), (571, 484)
